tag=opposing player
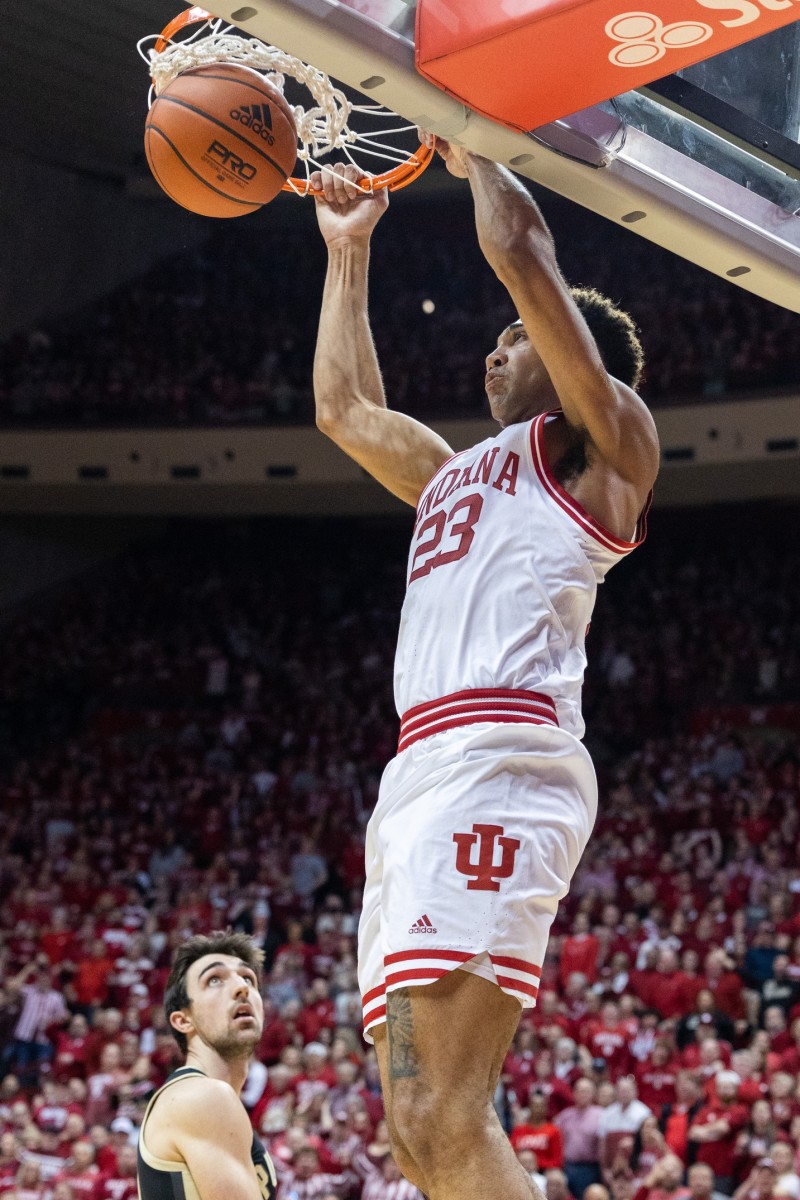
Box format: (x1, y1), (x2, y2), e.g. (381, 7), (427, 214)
(312, 142), (659, 1200)
(137, 931), (277, 1200)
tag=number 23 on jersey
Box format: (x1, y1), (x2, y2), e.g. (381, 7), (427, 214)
(409, 493), (484, 582)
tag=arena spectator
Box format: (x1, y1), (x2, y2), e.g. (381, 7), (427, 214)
(731, 1159), (779, 1200)
(352, 1149), (425, 1200)
(759, 959), (800, 1022)
(12, 1160), (47, 1200)
(511, 1094), (565, 1168)
(561, 917), (601, 988)
(52, 1140), (101, 1200)
(769, 1144), (800, 1199)
(733, 1100), (776, 1182)
(599, 1078), (653, 1180)
(0, 1132), (21, 1182)
(676, 993), (736, 1052)
(96, 1143), (139, 1200)
(516, 1149), (548, 1192)
(586, 1187), (612, 1200)
(70, 943), (116, 1014)
(548, 1167), (578, 1200)
(633, 1153), (689, 1200)
(635, 1043), (678, 1113)
(686, 1164), (732, 1200)
(631, 1118), (669, 1181)
(290, 839), (329, 908)
(557, 1079), (604, 1198)
(6, 959), (69, 1086)
(687, 1071), (750, 1195)
(276, 1146), (358, 1198)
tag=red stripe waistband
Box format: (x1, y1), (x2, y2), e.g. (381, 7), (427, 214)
(398, 688), (558, 753)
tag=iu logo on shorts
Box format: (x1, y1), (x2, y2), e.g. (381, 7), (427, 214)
(453, 823), (521, 892)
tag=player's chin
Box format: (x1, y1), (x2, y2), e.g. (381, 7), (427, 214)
(234, 1019), (262, 1043)
(486, 394), (507, 424)
(221, 1023), (262, 1052)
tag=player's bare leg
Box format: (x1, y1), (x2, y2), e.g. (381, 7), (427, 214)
(375, 971), (542, 1200)
(373, 1027), (428, 1192)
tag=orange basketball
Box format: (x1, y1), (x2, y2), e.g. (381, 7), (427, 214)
(144, 64), (298, 218)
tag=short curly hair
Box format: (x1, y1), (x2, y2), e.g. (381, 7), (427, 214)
(570, 286), (644, 391)
(164, 930), (264, 1055)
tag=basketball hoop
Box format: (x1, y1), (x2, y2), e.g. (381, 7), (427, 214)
(137, 7), (433, 196)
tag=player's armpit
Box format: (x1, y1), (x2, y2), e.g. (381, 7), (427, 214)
(161, 1080), (262, 1200)
(502, 256), (659, 493)
(317, 402), (453, 507)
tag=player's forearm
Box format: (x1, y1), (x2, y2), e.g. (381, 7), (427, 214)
(465, 156), (556, 281)
(465, 154), (657, 484)
(314, 241), (386, 432)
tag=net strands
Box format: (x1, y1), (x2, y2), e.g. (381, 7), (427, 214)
(137, 13), (429, 195)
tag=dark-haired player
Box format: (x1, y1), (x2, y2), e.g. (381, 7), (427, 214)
(312, 141), (659, 1200)
(137, 931), (277, 1200)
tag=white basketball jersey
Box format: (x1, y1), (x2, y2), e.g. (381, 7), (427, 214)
(394, 411), (649, 739)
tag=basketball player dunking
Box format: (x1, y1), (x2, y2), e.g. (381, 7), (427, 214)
(312, 140), (659, 1200)
(136, 932), (277, 1200)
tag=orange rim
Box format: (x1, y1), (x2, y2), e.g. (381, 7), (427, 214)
(284, 143), (434, 196)
(154, 6), (214, 54)
(153, 8), (435, 195)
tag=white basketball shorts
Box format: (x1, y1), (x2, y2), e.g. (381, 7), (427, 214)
(358, 719), (597, 1041)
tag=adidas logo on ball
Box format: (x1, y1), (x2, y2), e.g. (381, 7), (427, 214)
(229, 104), (276, 145)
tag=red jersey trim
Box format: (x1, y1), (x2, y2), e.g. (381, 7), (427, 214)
(363, 1003), (386, 1029)
(398, 687), (558, 753)
(361, 983), (385, 1006)
(362, 949), (543, 1034)
(490, 954), (543, 979)
(530, 412), (651, 555)
(385, 948), (474, 966)
(495, 973), (540, 999)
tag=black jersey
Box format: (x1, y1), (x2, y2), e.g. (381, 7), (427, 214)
(137, 1067), (277, 1200)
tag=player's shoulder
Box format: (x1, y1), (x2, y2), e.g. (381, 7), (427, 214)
(154, 1074), (249, 1136)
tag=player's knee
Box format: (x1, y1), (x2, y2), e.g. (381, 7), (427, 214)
(381, 1109), (426, 1190)
(389, 1138), (427, 1192)
(391, 1082), (487, 1169)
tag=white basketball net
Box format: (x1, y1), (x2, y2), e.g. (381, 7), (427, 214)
(137, 15), (421, 194)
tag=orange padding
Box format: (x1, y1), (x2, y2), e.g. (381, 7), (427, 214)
(415, 0), (799, 133)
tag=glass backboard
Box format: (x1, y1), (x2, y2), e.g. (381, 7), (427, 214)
(213, 0), (799, 311)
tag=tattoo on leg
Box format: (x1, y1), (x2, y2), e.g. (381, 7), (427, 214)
(386, 988), (419, 1079)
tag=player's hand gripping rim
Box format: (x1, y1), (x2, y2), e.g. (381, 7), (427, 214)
(312, 163), (389, 246)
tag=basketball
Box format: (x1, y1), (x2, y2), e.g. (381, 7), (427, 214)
(144, 64), (298, 218)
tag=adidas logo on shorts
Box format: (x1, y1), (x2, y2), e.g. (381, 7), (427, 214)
(409, 914), (437, 934)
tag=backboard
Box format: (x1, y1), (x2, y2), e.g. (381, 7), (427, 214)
(203, 0), (798, 310)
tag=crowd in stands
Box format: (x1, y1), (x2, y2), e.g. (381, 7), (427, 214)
(1, 190), (799, 429)
(0, 511), (798, 1200)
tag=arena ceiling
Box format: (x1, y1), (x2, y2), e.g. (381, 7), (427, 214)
(3, 0), (186, 181)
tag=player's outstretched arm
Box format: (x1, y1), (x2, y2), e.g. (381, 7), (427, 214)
(313, 165), (453, 507)
(428, 139), (658, 495)
(155, 1078), (265, 1200)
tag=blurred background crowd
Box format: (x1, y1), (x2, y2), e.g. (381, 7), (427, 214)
(1, 194), (799, 429)
(0, 508), (798, 1200)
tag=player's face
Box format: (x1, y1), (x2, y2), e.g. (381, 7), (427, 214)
(179, 953), (264, 1058)
(485, 322), (558, 426)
